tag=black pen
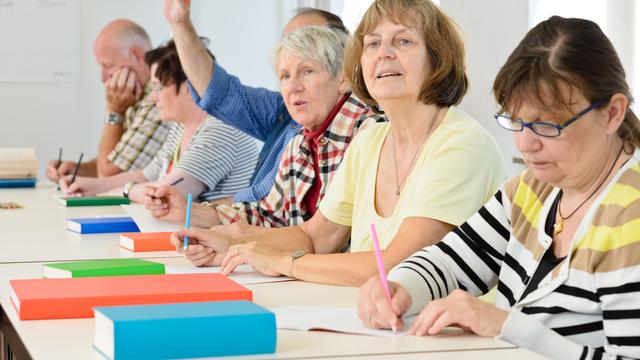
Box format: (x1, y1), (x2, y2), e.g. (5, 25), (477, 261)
(56, 148), (63, 169)
(55, 147), (63, 190)
(150, 177), (184, 199)
(69, 153), (84, 186)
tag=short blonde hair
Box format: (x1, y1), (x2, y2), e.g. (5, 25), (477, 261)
(272, 26), (350, 78)
(344, 0), (468, 112)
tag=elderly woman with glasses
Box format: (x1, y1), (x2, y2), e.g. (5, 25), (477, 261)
(358, 16), (640, 360)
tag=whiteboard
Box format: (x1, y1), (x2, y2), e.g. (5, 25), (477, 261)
(0, 0), (79, 82)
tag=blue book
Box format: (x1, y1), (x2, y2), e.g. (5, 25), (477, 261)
(93, 300), (276, 360)
(0, 178), (36, 188)
(67, 217), (139, 234)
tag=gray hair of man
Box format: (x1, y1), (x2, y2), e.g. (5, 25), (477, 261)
(115, 23), (153, 57)
(272, 25), (350, 79)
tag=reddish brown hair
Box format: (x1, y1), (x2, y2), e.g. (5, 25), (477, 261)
(344, 0), (468, 112)
(493, 16), (640, 146)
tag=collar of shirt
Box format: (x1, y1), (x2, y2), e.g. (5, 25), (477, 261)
(299, 93), (362, 156)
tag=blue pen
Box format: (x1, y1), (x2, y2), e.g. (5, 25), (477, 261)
(183, 193), (193, 251)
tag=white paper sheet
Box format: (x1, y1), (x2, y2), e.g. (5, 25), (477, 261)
(273, 305), (417, 338)
(165, 264), (295, 285)
(121, 204), (180, 233)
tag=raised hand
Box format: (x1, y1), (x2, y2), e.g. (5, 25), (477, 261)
(163, 0), (190, 25)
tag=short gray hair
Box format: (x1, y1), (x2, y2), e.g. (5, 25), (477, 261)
(273, 25), (350, 78)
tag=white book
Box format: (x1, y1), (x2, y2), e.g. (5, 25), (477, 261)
(165, 264), (294, 285)
(273, 306), (417, 338)
(121, 204), (180, 233)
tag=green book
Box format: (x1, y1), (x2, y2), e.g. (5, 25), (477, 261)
(43, 259), (165, 278)
(57, 196), (130, 207)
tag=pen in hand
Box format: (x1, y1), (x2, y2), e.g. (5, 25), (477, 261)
(183, 192), (193, 251)
(370, 223), (398, 334)
(150, 177), (184, 200)
(56, 147), (63, 169)
(67, 152), (84, 192)
(55, 147), (63, 190)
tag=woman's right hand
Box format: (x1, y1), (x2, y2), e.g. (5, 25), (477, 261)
(170, 227), (233, 266)
(144, 185), (187, 224)
(163, 0), (190, 25)
(46, 160), (76, 182)
(358, 275), (412, 331)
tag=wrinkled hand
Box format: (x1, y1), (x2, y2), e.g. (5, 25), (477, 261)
(58, 175), (103, 196)
(105, 67), (141, 114)
(221, 242), (288, 277)
(46, 160), (76, 182)
(209, 222), (269, 238)
(144, 185), (187, 224)
(409, 289), (508, 337)
(358, 275), (411, 331)
(171, 227), (232, 266)
(163, 0), (190, 24)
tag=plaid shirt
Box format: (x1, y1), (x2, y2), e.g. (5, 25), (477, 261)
(107, 82), (171, 171)
(216, 94), (386, 227)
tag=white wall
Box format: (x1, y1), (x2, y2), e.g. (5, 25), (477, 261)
(1, 0), (636, 180)
(0, 0), (282, 179)
(441, 0), (530, 177)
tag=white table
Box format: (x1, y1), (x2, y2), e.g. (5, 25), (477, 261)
(0, 185), (180, 264)
(0, 260), (546, 360)
(0, 186), (546, 359)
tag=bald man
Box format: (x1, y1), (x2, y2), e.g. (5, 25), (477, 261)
(162, 0), (347, 204)
(46, 19), (170, 181)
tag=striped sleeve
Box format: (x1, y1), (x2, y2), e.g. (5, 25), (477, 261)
(387, 188), (512, 316)
(501, 297), (640, 360)
(175, 118), (257, 201)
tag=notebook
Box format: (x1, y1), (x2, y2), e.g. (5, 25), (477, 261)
(66, 217), (140, 234)
(43, 259), (165, 278)
(94, 300), (276, 359)
(10, 273), (252, 320)
(57, 196), (130, 207)
(273, 306), (418, 338)
(119, 232), (174, 252)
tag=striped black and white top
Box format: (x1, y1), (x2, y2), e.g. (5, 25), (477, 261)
(388, 149), (640, 360)
(143, 116), (259, 201)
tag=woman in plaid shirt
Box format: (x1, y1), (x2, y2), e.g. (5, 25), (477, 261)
(147, 26), (384, 233)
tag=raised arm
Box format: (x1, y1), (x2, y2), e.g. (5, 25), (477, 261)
(164, 0), (213, 97)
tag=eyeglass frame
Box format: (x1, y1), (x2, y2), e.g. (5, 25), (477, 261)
(494, 100), (606, 138)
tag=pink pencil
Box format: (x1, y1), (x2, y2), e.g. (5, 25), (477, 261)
(370, 223), (397, 333)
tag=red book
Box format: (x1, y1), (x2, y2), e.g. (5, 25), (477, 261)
(119, 232), (174, 252)
(10, 274), (252, 320)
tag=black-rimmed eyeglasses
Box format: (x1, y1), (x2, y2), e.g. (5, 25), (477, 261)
(494, 101), (605, 138)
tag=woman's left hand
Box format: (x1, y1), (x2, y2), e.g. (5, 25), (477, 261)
(220, 241), (288, 277)
(409, 289), (508, 337)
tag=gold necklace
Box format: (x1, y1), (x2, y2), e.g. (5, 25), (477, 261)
(553, 145), (624, 235)
(391, 107), (441, 196)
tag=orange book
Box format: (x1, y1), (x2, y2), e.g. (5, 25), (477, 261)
(10, 273), (252, 320)
(119, 232), (174, 252)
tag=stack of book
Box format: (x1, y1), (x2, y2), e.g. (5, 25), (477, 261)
(0, 148), (38, 187)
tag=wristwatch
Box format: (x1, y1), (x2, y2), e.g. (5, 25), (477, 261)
(290, 249), (308, 278)
(122, 181), (136, 199)
(104, 112), (124, 125)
